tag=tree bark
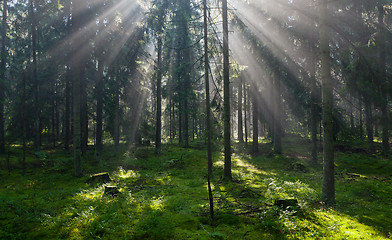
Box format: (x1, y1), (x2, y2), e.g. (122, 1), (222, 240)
(238, 78), (244, 143)
(203, 0), (214, 219)
(222, 0), (231, 181)
(81, 64), (88, 156)
(114, 71), (120, 154)
(95, 52), (104, 164)
(377, 5), (389, 156)
(64, 0), (71, 152)
(156, 36), (162, 154)
(364, 100), (374, 152)
(30, 0), (40, 152)
(252, 92), (258, 153)
(0, 0), (7, 154)
(359, 96), (363, 139)
(72, 0), (83, 177)
(244, 82), (248, 144)
(309, 35), (318, 163)
(320, 0), (335, 205)
(273, 74), (282, 154)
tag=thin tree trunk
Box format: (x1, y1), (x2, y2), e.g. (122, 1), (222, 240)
(374, 108), (379, 138)
(244, 82), (248, 144)
(377, 5), (389, 156)
(95, 53), (104, 164)
(64, 0), (71, 151)
(0, 0), (7, 154)
(238, 78), (244, 143)
(81, 65), (88, 155)
(203, 0), (213, 220)
(252, 92), (258, 153)
(349, 96), (354, 131)
(114, 72), (120, 154)
(156, 36), (162, 154)
(309, 37), (318, 163)
(320, 0), (335, 205)
(273, 74), (282, 154)
(72, 0), (83, 177)
(22, 73), (26, 175)
(365, 100), (374, 152)
(30, 0), (40, 152)
(222, 0), (231, 181)
(359, 96), (363, 139)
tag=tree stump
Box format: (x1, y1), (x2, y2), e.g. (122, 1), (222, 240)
(104, 186), (119, 197)
(274, 199), (298, 210)
(86, 172), (111, 184)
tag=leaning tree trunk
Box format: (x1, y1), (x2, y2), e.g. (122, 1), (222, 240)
(0, 0), (7, 154)
(320, 0), (335, 205)
(222, 0), (231, 181)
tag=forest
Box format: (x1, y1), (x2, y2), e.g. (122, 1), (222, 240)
(0, 0), (391, 239)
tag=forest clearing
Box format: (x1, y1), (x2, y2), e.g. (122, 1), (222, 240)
(0, 0), (392, 239)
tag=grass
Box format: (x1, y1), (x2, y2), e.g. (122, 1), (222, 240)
(0, 136), (391, 239)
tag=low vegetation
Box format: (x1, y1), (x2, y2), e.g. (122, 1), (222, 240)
(1, 136), (391, 239)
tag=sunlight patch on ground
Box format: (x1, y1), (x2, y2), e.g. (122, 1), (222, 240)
(232, 155), (270, 176)
(149, 196), (165, 210)
(115, 167), (140, 180)
(308, 210), (386, 239)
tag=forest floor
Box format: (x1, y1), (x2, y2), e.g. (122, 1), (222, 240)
(1, 135), (392, 239)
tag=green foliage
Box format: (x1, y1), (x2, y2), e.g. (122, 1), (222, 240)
(1, 137), (391, 239)
(132, 210), (175, 239)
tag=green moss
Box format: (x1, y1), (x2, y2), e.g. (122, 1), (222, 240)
(0, 139), (391, 239)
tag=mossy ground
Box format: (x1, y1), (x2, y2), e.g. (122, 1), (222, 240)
(0, 136), (391, 239)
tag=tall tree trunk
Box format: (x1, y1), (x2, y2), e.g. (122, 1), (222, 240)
(0, 0), (7, 154)
(52, 88), (56, 148)
(364, 100), (374, 152)
(349, 96), (354, 131)
(252, 92), (258, 153)
(114, 71), (120, 154)
(81, 65), (88, 155)
(30, 0), (40, 152)
(64, 0), (71, 152)
(222, 0), (231, 181)
(22, 73), (26, 175)
(169, 98), (173, 139)
(156, 36), (162, 154)
(309, 38), (318, 163)
(72, 0), (83, 177)
(238, 78), (244, 143)
(95, 53), (104, 164)
(359, 95), (363, 139)
(244, 82), (248, 144)
(374, 108), (379, 138)
(320, 0), (335, 205)
(273, 74), (282, 154)
(203, 0), (213, 220)
(377, 5), (389, 156)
